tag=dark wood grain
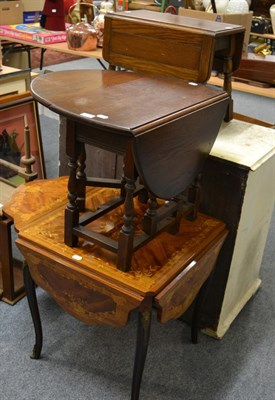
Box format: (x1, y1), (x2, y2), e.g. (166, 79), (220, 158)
(155, 232), (226, 323)
(30, 11), (237, 268)
(31, 69), (229, 200)
(103, 10), (244, 83)
(31, 69), (228, 269)
(6, 176), (227, 399)
(233, 53), (275, 86)
(250, 0), (274, 17)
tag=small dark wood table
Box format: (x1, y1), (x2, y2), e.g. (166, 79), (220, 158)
(104, 10), (245, 120)
(31, 69), (228, 271)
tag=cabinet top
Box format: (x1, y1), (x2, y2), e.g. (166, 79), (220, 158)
(211, 120), (275, 170)
(112, 10), (245, 36)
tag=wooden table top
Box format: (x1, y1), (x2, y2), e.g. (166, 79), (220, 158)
(30, 69), (228, 199)
(112, 10), (245, 37)
(12, 177), (227, 326)
(1, 31), (268, 100)
(31, 69), (227, 134)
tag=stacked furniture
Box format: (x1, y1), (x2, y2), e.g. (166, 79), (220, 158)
(2, 11), (245, 400)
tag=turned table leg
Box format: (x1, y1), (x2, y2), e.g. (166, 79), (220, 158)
(117, 146), (136, 271)
(64, 119), (81, 247)
(223, 55), (234, 122)
(142, 193), (158, 235)
(76, 142), (87, 212)
(23, 263), (43, 359)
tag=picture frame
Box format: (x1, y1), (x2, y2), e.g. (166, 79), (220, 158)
(0, 91), (46, 188)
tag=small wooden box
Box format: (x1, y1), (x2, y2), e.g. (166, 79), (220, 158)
(103, 10), (245, 83)
(178, 8), (253, 54)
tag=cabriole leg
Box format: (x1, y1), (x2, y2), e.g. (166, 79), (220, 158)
(131, 308), (152, 400)
(23, 263), (43, 359)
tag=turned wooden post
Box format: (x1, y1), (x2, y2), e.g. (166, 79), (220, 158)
(64, 119), (81, 247)
(117, 143), (136, 271)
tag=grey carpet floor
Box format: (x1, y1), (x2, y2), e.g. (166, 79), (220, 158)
(0, 211), (274, 400)
(1, 59), (274, 400)
(39, 114), (59, 179)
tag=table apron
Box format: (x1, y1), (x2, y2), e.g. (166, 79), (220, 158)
(75, 121), (130, 155)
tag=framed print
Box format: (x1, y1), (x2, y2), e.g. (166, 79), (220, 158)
(0, 92), (46, 187)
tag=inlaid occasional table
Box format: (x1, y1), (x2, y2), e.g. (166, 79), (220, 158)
(3, 177), (228, 400)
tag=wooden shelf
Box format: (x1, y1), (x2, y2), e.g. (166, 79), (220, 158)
(208, 75), (275, 99)
(250, 32), (275, 40)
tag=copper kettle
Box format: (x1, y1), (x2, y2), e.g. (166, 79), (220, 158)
(66, 2), (98, 51)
